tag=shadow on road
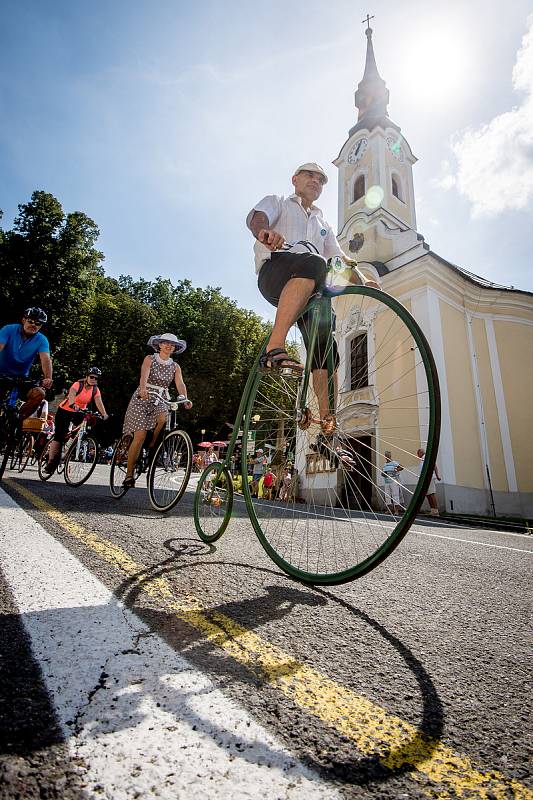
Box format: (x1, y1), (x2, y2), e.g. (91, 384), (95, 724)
(110, 537), (445, 789)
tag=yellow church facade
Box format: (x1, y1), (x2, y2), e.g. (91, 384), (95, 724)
(331, 24), (533, 518)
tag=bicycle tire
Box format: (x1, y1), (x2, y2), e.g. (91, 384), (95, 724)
(241, 285), (441, 585)
(0, 425), (16, 480)
(37, 440), (55, 481)
(18, 434), (34, 473)
(147, 429), (193, 512)
(64, 435), (98, 487)
(193, 462), (234, 543)
(9, 439), (22, 471)
(109, 435), (132, 498)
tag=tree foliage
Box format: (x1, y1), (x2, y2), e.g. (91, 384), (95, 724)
(0, 191), (104, 349)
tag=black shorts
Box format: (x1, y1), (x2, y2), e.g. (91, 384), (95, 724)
(53, 406), (85, 443)
(258, 251), (339, 371)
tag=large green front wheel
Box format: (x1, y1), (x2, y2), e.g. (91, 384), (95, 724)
(241, 285), (441, 585)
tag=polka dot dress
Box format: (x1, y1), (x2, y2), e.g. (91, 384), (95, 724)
(123, 355), (177, 435)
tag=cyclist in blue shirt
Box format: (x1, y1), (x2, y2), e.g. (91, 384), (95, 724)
(0, 307), (53, 422)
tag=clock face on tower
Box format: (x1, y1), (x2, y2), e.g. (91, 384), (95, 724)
(347, 137), (368, 164)
(386, 136), (404, 162)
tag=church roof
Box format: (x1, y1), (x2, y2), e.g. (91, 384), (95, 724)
(429, 252), (533, 296)
(378, 250), (533, 297)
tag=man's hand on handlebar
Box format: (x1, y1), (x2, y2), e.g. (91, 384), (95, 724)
(342, 256), (381, 289)
(42, 377), (53, 390)
(258, 229), (285, 252)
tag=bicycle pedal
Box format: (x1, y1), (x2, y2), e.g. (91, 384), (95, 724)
(259, 365), (303, 379)
(281, 367), (302, 378)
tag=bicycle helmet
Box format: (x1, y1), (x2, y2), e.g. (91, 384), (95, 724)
(23, 307), (47, 323)
(87, 367), (102, 377)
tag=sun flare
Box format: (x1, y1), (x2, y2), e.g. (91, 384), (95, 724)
(401, 30), (470, 102)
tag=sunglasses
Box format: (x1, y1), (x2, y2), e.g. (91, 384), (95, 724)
(26, 319), (43, 326)
(87, 375), (99, 380)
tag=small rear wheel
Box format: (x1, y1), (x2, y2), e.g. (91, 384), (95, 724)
(193, 462), (234, 543)
(147, 429), (192, 512)
(64, 435), (98, 487)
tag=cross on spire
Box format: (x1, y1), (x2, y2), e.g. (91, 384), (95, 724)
(362, 13), (374, 30)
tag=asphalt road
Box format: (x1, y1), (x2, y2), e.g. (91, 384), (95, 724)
(0, 464), (531, 800)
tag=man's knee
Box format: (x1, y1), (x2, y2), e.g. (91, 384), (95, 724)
(19, 386), (46, 421)
(27, 386), (46, 404)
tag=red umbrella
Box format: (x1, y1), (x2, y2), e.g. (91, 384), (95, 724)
(212, 440), (228, 447)
(197, 441), (213, 448)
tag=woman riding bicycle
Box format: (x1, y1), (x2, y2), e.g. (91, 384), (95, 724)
(44, 367), (108, 474)
(122, 333), (192, 490)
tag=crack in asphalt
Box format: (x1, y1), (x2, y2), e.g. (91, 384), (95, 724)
(66, 604), (153, 739)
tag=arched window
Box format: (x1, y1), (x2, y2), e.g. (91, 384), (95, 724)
(353, 175), (365, 203)
(391, 174), (402, 200)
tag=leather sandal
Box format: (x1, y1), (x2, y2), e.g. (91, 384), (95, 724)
(259, 348), (304, 372)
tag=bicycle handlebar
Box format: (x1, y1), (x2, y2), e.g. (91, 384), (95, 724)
(144, 391), (190, 409)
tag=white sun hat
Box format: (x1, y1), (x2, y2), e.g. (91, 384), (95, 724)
(293, 162), (328, 184)
(148, 333), (187, 353)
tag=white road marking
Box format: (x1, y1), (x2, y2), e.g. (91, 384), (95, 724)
(0, 486), (340, 799)
(411, 530), (533, 554)
(230, 492), (533, 553)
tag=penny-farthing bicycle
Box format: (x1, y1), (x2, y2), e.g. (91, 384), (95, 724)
(193, 258), (441, 585)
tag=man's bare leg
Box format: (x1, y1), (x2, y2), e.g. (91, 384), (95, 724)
(19, 386), (46, 422)
(312, 369), (338, 428)
(266, 277), (315, 362)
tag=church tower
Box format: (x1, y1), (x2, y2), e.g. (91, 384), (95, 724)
(334, 18), (426, 271)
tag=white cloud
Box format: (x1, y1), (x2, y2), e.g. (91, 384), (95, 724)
(442, 16), (533, 218)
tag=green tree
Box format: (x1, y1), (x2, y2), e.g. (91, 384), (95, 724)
(0, 191), (104, 348)
(56, 280), (159, 415)
(118, 276), (270, 437)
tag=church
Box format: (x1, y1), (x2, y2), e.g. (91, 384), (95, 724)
(331, 22), (533, 518)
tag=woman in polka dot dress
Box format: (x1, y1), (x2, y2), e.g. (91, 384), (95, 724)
(122, 333), (192, 488)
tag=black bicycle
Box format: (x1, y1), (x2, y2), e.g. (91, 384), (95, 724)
(110, 394), (192, 511)
(0, 375), (40, 481)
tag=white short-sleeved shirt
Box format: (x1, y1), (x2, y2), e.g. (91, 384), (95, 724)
(246, 194), (343, 274)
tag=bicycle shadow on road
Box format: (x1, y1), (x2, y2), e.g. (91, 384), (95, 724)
(110, 536), (445, 790)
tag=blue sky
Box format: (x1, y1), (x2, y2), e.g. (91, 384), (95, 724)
(1, 0), (532, 322)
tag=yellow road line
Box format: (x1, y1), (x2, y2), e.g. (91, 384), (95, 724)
(6, 479), (531, 800)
